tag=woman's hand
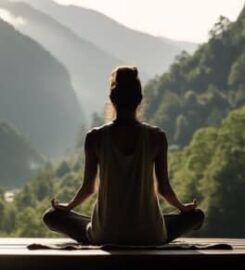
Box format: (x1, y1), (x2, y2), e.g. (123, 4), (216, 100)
(180, 199), (197, 212)
(51, 199), (72, 211)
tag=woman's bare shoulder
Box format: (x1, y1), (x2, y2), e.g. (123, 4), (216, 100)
(142, 122), (167, 157)
(84, 123), (112, 153)
(86, 123), (112, 140)
(86, 121), (167, 142)
(142, 122), (167, 138)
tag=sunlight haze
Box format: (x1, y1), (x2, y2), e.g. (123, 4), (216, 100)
(54, 0), (244, 42)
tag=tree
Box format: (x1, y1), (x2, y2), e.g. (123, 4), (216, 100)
(200, 107), (245, 236)
(209, 16), (231, 40)
(228, 52), (245, 87)
(174, 114), (189, 144)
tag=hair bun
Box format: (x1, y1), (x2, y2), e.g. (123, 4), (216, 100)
(109, 65), (142, 109)
(115, 66), (138, 86)
(131, 66), (138, 77)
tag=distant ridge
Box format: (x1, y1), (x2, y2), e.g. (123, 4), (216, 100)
(0, 0), (122, 120)
(0, 17), (83, 157)
(12, 0), (197, 77)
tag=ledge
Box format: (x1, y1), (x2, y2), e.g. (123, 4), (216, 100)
(0, 238), (244, 269)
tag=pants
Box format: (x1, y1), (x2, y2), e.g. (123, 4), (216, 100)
(42, 208), (205, 244)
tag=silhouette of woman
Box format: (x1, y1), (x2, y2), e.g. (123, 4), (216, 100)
(43, 65), (204, 245)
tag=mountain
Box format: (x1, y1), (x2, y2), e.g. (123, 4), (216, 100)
(160, 36), (198, 52)
(143, 7), (245, 145)
(12, 0), (197, 78)
(0, 0), (122, 120)
(0, 17), (83, 157)
(0, 121), (44, 188)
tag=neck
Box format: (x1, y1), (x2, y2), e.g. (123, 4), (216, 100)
(114, 110), (139, 125)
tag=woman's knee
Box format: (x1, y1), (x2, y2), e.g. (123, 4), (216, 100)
(42, 208), (59, 228)
(193, 208), (205, 229)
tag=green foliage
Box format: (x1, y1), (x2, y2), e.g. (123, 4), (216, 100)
(56, 161), (71, 178)
(0, 148), (95, 237)
(228, 51), (245, 87)
(0, 107), (244, 237)
(168, 106), (245, 237)
(0, 121), (44, 188)
(143, 12), (245, 146)
(199, 106), (245, 236)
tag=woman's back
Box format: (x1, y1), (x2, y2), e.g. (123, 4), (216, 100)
(92, 120), (161, 157)
(86, 121), (167, 245)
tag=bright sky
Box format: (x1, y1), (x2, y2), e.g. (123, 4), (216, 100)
(54, 0), (244, 43)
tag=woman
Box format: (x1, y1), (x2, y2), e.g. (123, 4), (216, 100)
(43, 66), (204, 245)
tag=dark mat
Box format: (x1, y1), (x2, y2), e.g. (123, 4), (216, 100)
(27, 241), (232, 251)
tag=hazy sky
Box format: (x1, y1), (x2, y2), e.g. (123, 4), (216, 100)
(54, 0), (244, 43)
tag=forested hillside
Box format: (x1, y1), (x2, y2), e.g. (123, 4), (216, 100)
(0, 106), (244, 237)
(144, 10), (245, 146)
(0, 18), (83, 157)
(168, 106), (245, 237)
(0, 122), (44, 188)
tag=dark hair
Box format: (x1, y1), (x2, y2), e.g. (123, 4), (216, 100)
(109, 65), (142, 110)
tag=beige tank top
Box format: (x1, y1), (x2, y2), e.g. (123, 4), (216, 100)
(86, 122), (167, 245)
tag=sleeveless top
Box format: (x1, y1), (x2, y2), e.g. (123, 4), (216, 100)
(86, 122), (167, 245)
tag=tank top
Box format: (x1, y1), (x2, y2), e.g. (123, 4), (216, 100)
(86, 122), (167, 245)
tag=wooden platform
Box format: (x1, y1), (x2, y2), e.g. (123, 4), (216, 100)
(0, 238), (245, 269)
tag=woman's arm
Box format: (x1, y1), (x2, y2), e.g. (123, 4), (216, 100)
(52, 130), (98, 211)
(154, 129), (196, 212)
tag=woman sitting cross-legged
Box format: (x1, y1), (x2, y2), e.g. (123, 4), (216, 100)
(42, 65), (205, 245)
